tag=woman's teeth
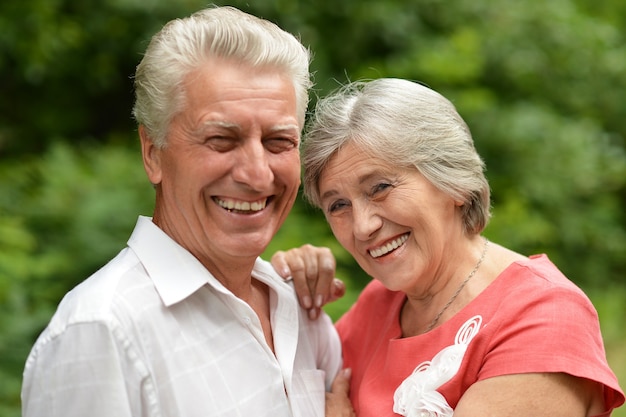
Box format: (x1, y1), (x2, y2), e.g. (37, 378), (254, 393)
(215, 198), (267, 212)
(369, 233), (409, 258)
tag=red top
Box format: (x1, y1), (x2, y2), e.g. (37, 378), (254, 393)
(336, 255), (625, 417)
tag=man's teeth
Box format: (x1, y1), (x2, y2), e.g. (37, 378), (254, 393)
(216, 198), (267, 212)
(369, 234), (409, 258)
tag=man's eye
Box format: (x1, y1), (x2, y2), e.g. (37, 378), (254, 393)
(264, 138), (298, 153)
(205, 137), (237, 152)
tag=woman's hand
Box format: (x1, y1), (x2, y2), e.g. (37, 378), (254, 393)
(271, 244), (346, 319)
(326, 369), (355, 417)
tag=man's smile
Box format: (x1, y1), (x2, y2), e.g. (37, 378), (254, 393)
(214, 197), (269, 213)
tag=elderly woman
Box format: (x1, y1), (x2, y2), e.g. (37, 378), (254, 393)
(273, 78), (624, 417)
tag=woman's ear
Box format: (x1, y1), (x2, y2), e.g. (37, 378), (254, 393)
(139, 125), (162, 186)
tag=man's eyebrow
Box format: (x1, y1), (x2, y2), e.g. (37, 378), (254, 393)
(197, 122), (300, 136)
(199, 120), (240, 131)
(268, 124), (301, 135)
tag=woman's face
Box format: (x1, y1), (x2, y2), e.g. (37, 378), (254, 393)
(318, 142), (466, 294)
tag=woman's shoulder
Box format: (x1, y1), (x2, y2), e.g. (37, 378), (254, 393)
(472, 250), (598, 328)
(485, 243), (574, 289)
(498, 253), (589, 298)
(470, 253), (624, 411)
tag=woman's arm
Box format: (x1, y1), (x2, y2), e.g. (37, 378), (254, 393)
(455, 372), (605, 417)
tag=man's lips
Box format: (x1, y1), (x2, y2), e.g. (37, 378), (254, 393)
(214, 197), (268, 213)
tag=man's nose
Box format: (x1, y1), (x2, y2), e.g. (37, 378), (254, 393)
(231, 141), (274, 190)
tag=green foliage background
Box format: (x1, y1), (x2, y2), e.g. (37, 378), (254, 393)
(1, 0), (625, 415)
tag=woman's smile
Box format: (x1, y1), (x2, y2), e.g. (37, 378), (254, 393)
(369, 233), (410, 258)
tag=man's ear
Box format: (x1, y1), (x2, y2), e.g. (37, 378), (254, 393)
(139, 125), (162, 185)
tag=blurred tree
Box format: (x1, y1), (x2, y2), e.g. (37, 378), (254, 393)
(0, 142), (155, 411)
(0, 0), (215, 156)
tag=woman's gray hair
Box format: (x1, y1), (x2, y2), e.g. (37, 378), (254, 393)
(303, 78), (491, 235)
(132, 6), (312, 147)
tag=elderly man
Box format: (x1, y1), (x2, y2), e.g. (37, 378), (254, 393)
(22, 6), (351, 417)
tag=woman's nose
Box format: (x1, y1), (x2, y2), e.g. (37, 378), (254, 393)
(352, 202), (383, 241)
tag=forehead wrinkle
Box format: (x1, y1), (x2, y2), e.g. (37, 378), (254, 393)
(357, 170), (384, 185)
(320, 167), (390, 202)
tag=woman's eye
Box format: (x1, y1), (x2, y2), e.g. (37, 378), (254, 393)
(328, 199), (350, 213)
(371, 182), (393, 195)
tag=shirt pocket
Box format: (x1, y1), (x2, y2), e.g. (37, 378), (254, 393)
(290, 369), (326, 417)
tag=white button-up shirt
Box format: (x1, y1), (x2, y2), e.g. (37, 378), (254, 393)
(22, 216), (342, 417)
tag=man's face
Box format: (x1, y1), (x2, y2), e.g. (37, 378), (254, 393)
(141, 58), (301, 275)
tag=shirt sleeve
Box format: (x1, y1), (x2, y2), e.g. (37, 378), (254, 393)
(478, 281), (625, 413)
(22, 320), (157, 417)
(315, 312), (344, 390)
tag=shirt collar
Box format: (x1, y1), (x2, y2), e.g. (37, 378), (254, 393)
(127, 216), (217, 306)
(126, 216), (290, 306)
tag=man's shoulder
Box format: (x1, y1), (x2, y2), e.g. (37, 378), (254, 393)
(43, 247), (150, 338)
(252, 257), (296, 295)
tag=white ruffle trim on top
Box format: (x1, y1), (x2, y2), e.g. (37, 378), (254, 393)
(393, 315), (483, 417)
